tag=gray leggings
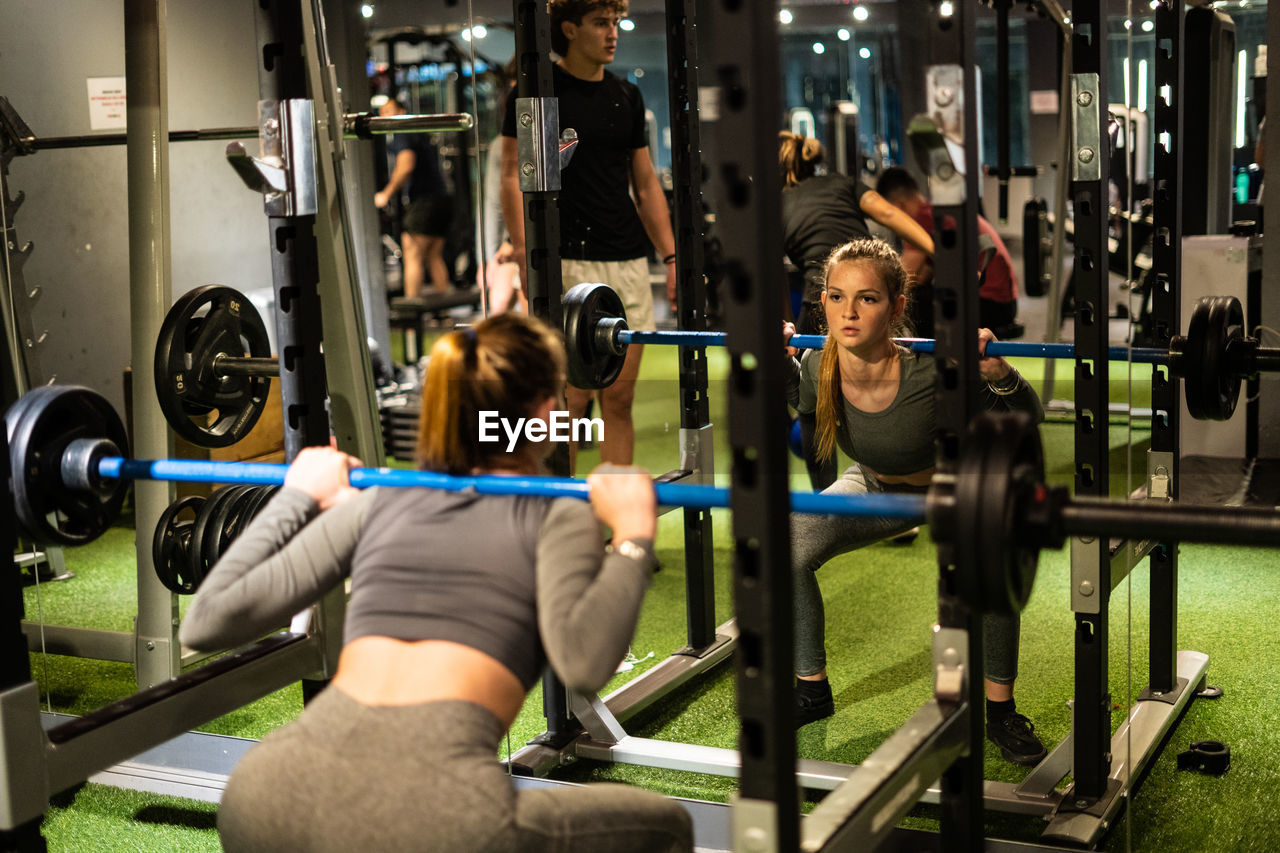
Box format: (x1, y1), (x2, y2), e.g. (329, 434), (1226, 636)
(218, 688), (692, 853)
(792, 465), (1020, 683)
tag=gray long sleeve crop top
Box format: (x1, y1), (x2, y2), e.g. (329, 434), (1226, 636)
(179, 485), (655, 694)
(784, 346), (1044, 475)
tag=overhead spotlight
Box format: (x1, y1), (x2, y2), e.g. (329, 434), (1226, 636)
(779, 9), (793, 24)
(1124, 18), (1132, 29)
(361, 3), (374, 18)
(461, 28), (472, 41)
(859, 46), (871, 60)
(472, 24), (487, 39)
(837, 28), (851, 41)
(939, 1), (954, 18)
(1063, 14), (1071, 24)
(853, 6), (870, 21)
(1148, 0), (1160, 8)
(813, 42), (826, 55)
(1142, 19), (1155, 31)
(619, 18), (635, 31)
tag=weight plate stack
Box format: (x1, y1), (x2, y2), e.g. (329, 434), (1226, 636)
(380, 396), (421, 462)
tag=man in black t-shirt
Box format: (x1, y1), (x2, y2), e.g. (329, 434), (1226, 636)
(500, 0), (676, 468)
(375, 96), (454, 299)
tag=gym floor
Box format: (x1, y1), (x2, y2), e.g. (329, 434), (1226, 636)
(23, 314), (1280, 850)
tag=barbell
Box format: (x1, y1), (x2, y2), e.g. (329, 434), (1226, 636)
(11, 384), (1280, 614)
(563, 282), (1277, 421)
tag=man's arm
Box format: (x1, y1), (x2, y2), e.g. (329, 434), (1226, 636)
(629, 146), (677, 305)
(375, 149), (416, 209)
(902, 247), (934, 287)
(499, 136), (528, 288)
(860, 190), (935, 256)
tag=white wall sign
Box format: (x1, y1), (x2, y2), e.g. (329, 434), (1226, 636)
(87, 77), (127, 130)
(1029, 89), (1059, 115)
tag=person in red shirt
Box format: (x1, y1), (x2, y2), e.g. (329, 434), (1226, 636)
(875, 167), (1023, 340)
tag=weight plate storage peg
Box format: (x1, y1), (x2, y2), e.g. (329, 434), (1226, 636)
(563, 282), (628, 390)
(6, 385), (130, 545)
(154, 284), (272, 447)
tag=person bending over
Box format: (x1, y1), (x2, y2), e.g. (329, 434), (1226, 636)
(180, 313), (692, 853)
(779, 132), (935, 491)
(783, 238), (1047, 767)
(875, 166), (1022, 340)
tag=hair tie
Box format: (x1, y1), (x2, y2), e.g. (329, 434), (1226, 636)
(460, 326), (478, 366)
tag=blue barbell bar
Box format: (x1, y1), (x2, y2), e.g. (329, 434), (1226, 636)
(616, 329), (1169, 364)
(97, 457), (927, 520)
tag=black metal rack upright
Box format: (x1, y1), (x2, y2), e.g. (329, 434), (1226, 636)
(509, 0), (574, 745)
(923, 0), (987, 845)
(1147, 0), (1185, 703)
(252, 0), (332, 460)
(511, 0), (565, 332)
(663, 0), (716, 653)
(702, 1), (798, 849)
(1067, 0), (1115, 804)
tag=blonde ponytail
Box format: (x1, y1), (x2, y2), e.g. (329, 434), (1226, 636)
(778, 131), (825, 188)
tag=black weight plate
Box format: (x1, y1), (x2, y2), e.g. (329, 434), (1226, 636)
(215, 485), (263, 554)
(563, 282), (627, 390)
(240, 485), (277, 529)
(1021, 199), (1048, 297)
(6, 385), (130, 546)
(152, 496), (205, 594)
(1184, 296), (1243, 421)
(155, 285), (272, 448)
(202, 485), (256, 574)
(188, 485), (238, 588)
(956, 412), (1044, 615)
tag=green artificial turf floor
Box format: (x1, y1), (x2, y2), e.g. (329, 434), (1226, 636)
(21, 343), (1279, 851)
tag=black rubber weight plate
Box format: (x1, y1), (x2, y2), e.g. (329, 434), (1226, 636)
(6, 385), (130, 546)
(154, 285), (272, 448)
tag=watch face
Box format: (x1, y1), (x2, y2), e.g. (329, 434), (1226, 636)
(617, 540), (646, 561)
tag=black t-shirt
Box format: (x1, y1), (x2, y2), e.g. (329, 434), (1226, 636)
(781, 174), (872, 302)
(386, 133), (447, 200)
(503, 65), (650, 260)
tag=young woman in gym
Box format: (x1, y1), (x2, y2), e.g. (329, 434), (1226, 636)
(778, 131), (936, 491)
(181, 313), (693, 852)
(783, 238), (1047, 766)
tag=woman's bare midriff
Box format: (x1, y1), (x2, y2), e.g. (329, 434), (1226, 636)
(332, 636), (526, 727)
(866, 466), (935, 488)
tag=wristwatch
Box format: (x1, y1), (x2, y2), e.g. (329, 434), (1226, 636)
(611, 539), (649, 562)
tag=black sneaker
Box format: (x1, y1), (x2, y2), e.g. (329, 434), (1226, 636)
(795, 682), (834, 728)
(986, 710), (1047, 765)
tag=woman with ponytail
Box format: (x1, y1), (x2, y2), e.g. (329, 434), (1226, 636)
(782, 239), (1048, 769)
(181, 313), (692, 852)
(778, 132), (936, 490)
